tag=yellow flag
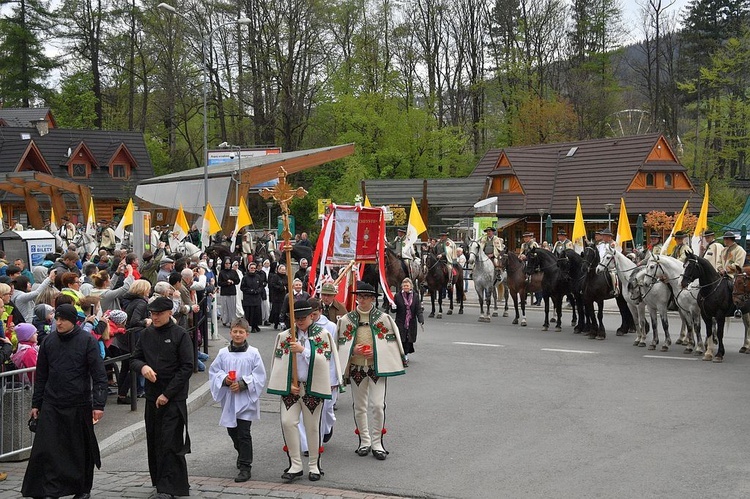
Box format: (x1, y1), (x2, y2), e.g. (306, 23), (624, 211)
(86, 198), (97, 236)
(174, 204), (189, 240)
(50, 206), (57, 229)
(364, 195), (372, 208)
(692, 184), (710, 254)
(405, 197), (427, 247)
(202, 202), (222, 236)
(0, 203), (4, 233)
(662, 200), (689, 255)
(572, 197), (586, 244)
(237, 196), (253, 228)
(615, 198), (633, 248)
(114, 199), (135, 239)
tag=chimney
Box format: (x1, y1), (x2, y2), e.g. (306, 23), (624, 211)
(32, 119), (48, 136)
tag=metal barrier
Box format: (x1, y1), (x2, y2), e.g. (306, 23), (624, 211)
(0, 367), (35, 461)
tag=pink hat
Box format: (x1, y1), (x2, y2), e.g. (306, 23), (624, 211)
(15, 323), (37, 342)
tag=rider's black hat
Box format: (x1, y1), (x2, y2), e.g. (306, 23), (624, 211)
(483, 226), (496, 233)
(702, 230), (715, 237)
(674, 230), (688, 238)
(557, 229), (567, 236)
(649, 231), (661, 238)
(522, 232), (533, 237)
(722, 231), (737, 239)
(396, 227), (406, 233)
(599, 228), (613, 236)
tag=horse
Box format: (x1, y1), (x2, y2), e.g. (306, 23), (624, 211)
(467, 240), (497, 322)
(254, 237), (277, 263)
(423, 252), (464, 319)
(524, 248), (572, 332)
(598, 247), (649, 347)
(731, 272), (750, 353)
(205, 244), (234, 265)
(70, 230), (98, 259)
(681, 253), (738, 362)
(173, 240), (202, 260)
(639, 255), (703, 354)
(579, 246), (619, 339)
(497, 251), (541, 326)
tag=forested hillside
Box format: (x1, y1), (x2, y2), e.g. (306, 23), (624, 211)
(0, 0), (747, 227)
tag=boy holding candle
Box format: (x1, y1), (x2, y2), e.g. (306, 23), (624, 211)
(209, 318), (267, 482)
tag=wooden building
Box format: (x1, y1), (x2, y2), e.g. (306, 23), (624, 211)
(0, 109), (154, 228)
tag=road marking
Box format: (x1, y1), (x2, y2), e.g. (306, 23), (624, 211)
(453, 341), (505, 348)
(643, 355), (699, 361)
(541, 348), (597, 354)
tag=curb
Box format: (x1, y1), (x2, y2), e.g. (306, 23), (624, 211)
(98, 380), (213, 458)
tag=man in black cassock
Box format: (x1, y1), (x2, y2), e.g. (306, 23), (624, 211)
(131, 296), (194, 499)
(22, 304), (108, 499)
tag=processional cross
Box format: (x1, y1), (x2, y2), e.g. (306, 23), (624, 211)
(261, 167), (307, 388)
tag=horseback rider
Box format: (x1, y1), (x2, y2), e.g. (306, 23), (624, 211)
(435, 231), (456, 287)
(718, 231), (747, 280)
(388, 227), (414, 279)
(670, 230), (692, 263)
(646, 231), (662, 259)
(597, 228), (619, 296)
(478, 226), (504, 268)
(58, 215), (76, 249)
(241, 228), (254, 257)
(99, 220), (117, 253)
(552, 229), (573, 257)
(518, 232), (538, 261)
(700, 230), (723, 272)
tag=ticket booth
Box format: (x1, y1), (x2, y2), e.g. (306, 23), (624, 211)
(0, 230), (57, 267)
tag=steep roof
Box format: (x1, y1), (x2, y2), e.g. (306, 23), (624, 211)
(723, 196), (750, 232)
(362, 178), (487, 218)
(0, 127), (153, 200)
(0, 108), (55, 127)
(473, 133), (711, 216)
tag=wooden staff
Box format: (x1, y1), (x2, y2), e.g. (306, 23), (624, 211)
(332, 260), (356, 287)
(261, 168), (307, 389)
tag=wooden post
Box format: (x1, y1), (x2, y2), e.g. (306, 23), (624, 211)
(23, 190), (43, 229)
(260, 167), (307, 389)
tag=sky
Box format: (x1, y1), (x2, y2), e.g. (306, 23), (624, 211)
(620, 0), (693, 42)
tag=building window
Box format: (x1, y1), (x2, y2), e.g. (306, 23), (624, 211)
(111, 164), (128, 179)
(664, 173), (673, 188)
(502, 178), (510, 191)
(645, 173), (655, 187)
(71, 163), (88, 178)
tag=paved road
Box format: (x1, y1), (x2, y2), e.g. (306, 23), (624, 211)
(4, 300), (750, 498)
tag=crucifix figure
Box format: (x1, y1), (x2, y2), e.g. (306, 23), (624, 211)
(261, 167), (307, 386)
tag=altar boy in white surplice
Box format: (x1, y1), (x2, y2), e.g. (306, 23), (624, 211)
(209, 318), (267, 483)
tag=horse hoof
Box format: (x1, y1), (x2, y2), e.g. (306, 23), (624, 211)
(492, 312), (498, 317)
(555, 327), (562, 332)
(478, 317), (489, 323)
(660, 345), (669, 352)
(458, 310), (463, 315)
(542, 326), (548, 331)
(702, 354), (713, 361)
(740, 347), (747, 354)
(683, 348), (693, 354)
(638, 342), (647, 347)
(573, 329), (581, 335)
(521, 320), (527, 327)
(633, 340), (640, 346)
(512, 319), (519, 325)
(436, 313), (442, 319)
(675, 338), (683, 345)
(447, 310), (453, 315)
(616, 330), (625, 336)
(648, 345), (656, 351)
(596, 333), (606, 340)
(587, 332), (597, 339)
(503, 312), (508, 318)
(745, 349), (750, 354)
(713, 356), (723, 363)
(428, 313), (435, 318)
(695, 350), (704, 356)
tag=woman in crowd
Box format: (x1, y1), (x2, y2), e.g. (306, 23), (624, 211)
(60, 271), (84, 308)
(268, 263), (287, 329)
(89, 263), (135, 311)
(393, 277), (424, 366)
(113, 279), (152, 404)
(217, 258), (240, 327)
(11, 270), (56, 323)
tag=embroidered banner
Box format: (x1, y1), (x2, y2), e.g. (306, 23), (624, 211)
(330, 206), (382, 264)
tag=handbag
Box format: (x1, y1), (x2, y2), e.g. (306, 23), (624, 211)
(28, 416), (37, 433)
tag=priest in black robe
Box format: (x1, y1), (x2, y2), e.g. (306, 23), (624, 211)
(131, 296), (194, 499)
(22, 304), (108, 499)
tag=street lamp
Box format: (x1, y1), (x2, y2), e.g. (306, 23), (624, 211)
(158, 3), (251, 212)
(537, 208), (545, 242)
(218, 141), (242, 206)
(604, 203), (614, 231)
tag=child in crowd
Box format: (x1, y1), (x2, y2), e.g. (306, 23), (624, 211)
(209, 318), (266, 483)
(11, 323), (39, 384)
(32, 304), (54, 344)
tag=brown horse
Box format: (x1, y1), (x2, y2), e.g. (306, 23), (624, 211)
(383, 248), (425, 292)
(498, 251), (542, 326)
(423, 252), (465, 318)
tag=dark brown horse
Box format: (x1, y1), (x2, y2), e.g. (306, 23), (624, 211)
(524, 248), (571, 331)
(423, 252), (464, 318)
(498, 251), (542, 326)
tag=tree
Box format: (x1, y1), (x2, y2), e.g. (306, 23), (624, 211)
(0, 0), (57, 106)
(49, 71), (98, 128)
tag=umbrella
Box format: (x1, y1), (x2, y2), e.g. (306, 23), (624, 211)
(636, 214), (643, 249)
(545, 214), (553, 244)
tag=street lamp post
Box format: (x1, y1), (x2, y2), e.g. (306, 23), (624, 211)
(266, 201), (274, 230)
(158, 4), (251, 212)
(219, 142), (242, 206)
(604, 203), (614, 232)
(538, 208), (545, 242)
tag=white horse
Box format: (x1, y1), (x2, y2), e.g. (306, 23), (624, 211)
(642, 255), (703, 355)
(71, 230), (98, 259)
(467, 240), (496, 322)
(173, 240), (201, 260)
(628, 262), (673, 351)
(597, 247), (648, 347)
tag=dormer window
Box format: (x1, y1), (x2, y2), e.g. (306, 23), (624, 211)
(502, 178), (510, 191)
(664, 173), (673, 188)
(111, 164), (129, 179)
(645, 173), (655, 187)
(70, 163), (89, 179)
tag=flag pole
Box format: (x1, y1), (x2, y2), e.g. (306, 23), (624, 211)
(261, 168), (307, 389)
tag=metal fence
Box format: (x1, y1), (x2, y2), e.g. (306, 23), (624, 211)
(0, 367), (35, 461)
